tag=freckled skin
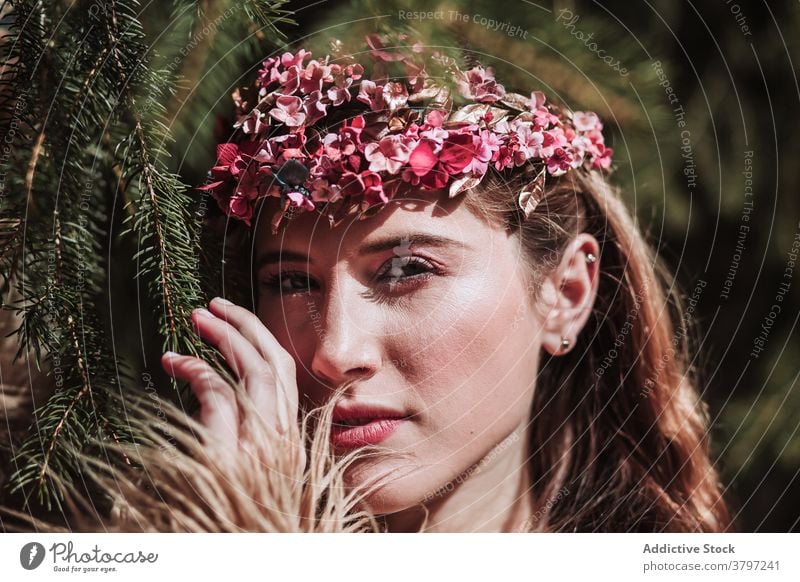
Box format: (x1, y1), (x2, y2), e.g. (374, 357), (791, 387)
(253, 192), (543, 518)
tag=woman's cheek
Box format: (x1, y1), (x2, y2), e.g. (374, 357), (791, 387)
(258, 299), (318, 369)
(385, 291), (464, 395)
(409, 274), (533, 435)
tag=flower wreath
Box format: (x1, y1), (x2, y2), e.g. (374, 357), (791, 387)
(198, 34), (614, 234)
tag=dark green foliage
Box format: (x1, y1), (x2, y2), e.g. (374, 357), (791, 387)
(0, 0), (289, 512)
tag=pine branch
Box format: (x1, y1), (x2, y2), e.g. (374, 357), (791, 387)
(236, 0), (295, 40)
(2, 0), (297, 513)
(93, 0), (203, 358)
(2, 0), (130, 509)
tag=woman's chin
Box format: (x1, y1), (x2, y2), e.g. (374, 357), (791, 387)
(342, 461), (429, 516)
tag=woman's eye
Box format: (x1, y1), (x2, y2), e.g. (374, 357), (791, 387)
(376, 256), (437, 287)
(261, 257), (439, 298)
(261, 272), (318, 295)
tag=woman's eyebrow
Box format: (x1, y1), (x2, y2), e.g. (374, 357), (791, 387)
(255, 233), (470, 269)
(255, 249), (312, 270)
(357, 233), (471, 256)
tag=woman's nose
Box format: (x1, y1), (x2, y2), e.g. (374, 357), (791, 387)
(309, 280), (382, 387)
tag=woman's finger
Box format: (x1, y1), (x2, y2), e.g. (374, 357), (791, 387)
(191, 307), (283, 430)
(208, 297), (297, 380)
(191, 308), (265, 379)
(161, 352), (238, 450)
(207, 297), (298, 433)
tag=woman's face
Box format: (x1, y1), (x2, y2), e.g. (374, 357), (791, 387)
(253, 192), (543, 514)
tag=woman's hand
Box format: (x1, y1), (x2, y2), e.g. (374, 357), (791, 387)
(161, 297), (300, 456)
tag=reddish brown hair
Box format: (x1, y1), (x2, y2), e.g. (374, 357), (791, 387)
(462, 167), (731, 532)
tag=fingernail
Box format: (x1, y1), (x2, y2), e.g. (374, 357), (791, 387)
(193, 307), (214, 318)
(213, 297), (234, 306)
(163, 351), (179, 358)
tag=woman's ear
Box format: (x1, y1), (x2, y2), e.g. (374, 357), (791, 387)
(538, 234), (600, 356)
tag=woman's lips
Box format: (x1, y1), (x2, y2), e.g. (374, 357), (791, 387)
(329, 417), (407, 448)
(330, 402), (410, 448)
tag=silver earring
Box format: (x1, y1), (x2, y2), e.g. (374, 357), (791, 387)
(585, 252), (597, 264)
(560, 337), (571, 351)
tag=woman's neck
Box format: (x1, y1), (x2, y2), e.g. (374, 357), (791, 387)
(381, 421), (534, 532)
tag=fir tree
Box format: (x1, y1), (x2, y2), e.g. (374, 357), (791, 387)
(0, 0), (290, 513)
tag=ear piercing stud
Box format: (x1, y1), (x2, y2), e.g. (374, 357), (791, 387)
(555, 253), (594, 355)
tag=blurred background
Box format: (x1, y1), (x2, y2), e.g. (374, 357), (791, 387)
(1, 0), (798, 531)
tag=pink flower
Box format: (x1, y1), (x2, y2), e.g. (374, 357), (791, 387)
(341, 170), (386, 206)
(494, 136), (520, 171)
(216, 142), (241, 166)
(418, 111), (449, 147)
(585, 128), (606, 148)
(382, 81), (409, 111)
(327, 80), (352, 106)
(198, 141), (266, 213)
(269, 95), (306, 127)
(465, 130), (501, 175)
(438, 132), (477, 174)
(573, 111), (601, 132)
(240, 108), (266, 134)
(407, 139), (448, 189)
(339, 115), (365, 141)
(529, 104), (559, 130)
(345, 63), (364, 80)
(257, 57), (282, 87)
(546, 147), (572, 175)
(403, 122), (420, 140)
(269, 132), (308, 164)
(309, 153), (343, 181)
(233, 163), (262, 198)
(455, 66), (506, 103)
(569, 135), (592, 159)
(539, 128), (568, 158)
(357, 80), (386, 111)
(271, 131), (306, 151)
(525, 91), (546, 110)
(321, 116), (364, 169)
(419, 126), (448, 147)
(303, 90), (328, 125)
(322, 133), (344, 161)
(362, 173), (388, 207)
(280, 49), (311, 68)
(253, 140), (278, 164)
(364, 135), (413, 174)
(279, 65), (301, 94)
(299, 59), (330, 94)
(228, 194), (254, 224)
(401, 166), (421, 186)
(592, 144), (613, 170)
(216, 141), (263, 179)
(408, 139), (438, 175)
(515, 125), (545, 164)
(286, 190), (315, 210)
(425, 109), (446, 128)
(406, 133), (476, 190)
(310, 178), (343, 203)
